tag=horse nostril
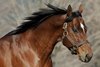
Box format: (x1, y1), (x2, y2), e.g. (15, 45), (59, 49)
(85, 54), (92, 62)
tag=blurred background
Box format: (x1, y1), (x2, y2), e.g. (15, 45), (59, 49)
(0, 0), (100, 67)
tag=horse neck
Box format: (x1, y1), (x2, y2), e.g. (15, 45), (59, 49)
(21, 14), (66, 63)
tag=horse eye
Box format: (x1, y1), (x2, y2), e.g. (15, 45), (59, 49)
(72, 27), (78, 32)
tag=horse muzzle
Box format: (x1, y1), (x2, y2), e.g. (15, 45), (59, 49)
(77, 43), (93, 63)
(79, 53), (92, 62)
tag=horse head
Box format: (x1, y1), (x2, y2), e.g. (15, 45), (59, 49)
(62, 4), (93, 63)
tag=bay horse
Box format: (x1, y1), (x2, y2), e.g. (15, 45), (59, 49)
(0, 4), (93, 67)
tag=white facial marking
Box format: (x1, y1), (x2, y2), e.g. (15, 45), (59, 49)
(80, 23), (85, 32)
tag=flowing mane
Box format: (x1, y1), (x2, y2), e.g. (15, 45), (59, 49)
(6, 4), (66, 36)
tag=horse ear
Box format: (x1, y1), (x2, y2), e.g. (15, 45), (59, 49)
(67, 5), (72, 16)
(79, 4), (83, 13)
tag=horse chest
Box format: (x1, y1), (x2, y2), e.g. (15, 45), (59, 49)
(0, 43), (40, 67)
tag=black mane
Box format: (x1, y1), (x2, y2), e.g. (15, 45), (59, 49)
(6, 4), (66, 36)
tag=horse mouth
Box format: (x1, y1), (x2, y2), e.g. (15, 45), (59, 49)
(79, 54), (92, 63)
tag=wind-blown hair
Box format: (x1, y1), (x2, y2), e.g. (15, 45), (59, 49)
(6, 4), (66, 36)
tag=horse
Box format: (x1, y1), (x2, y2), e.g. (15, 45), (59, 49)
(0, 4), (93, 67)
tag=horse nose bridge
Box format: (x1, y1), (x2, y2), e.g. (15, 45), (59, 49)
(78, 42), (92, 54)
(75, 34), (85, 42)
